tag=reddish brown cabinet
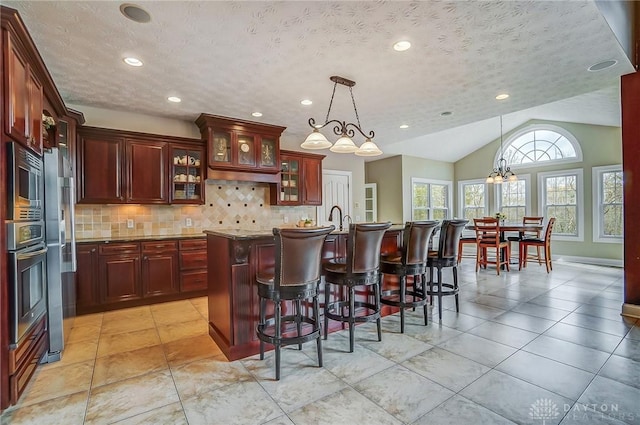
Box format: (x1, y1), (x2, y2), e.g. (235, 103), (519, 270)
(196, 114), (285, 179)
(270, 150), (324, 206)
(98, 243), (142, 304)
(3, 29), (43, 155)
(76, 244), (100, 309)
(141, 241), (179, 297)
(77, 127), (203, 205)
(179, 239), (208, 292)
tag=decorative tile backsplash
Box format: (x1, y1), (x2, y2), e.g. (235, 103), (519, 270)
(75, 181), (317, 239)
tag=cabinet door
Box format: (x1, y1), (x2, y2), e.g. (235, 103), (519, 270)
(257, 136), (279, 172)
(236, 133), (256, 167)
(4, 33), (28, 144)
(208, 129), (232, 167)
(126, 140), (168, 203)
(27, 71), (43, 156)
(76, 244), (99, 309)
(170, 145), (204, 204)
(99, 254), (142, 304)
(77, 136), (124, 203)
(141, 252), (179, 297)
(302, 156), (323, 205)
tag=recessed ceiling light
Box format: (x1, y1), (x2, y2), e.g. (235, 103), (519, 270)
(393, 40), (411, 52)
(120, 4), (151, 23)
(399, 124), (409, 129)
(167, 96), (181, 103)
(252, 112), (263, 117)
(440, 111), (453, 117)
(495, 93), (509, 100)
(301, 99), (313, 106)
(123, 57), (143, 67)
(588, 60), (618, 72)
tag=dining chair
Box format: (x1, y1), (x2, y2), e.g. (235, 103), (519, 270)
(519, 218), (556, 273)
(507, 216), (544, 264)
(474, 217), (510, 275)
(255, 225), (334, 380)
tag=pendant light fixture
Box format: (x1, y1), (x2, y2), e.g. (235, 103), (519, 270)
(486, 116), (517, 184)
(301, 76), (382, 157)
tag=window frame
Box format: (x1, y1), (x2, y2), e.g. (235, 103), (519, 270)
(499, 124), (583, 170)
(495, 174), (532, 221)
(411, 177), (453, 221)
(592, 165), (623, 244)
(537, 168), (584, 242)
(457, 179), (489, 220)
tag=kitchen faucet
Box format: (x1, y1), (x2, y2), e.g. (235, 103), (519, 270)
(343, 215), (352, 226)
(328, 205), (343, 231)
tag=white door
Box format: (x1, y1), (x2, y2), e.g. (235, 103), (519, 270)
(317, 170), (352, 230)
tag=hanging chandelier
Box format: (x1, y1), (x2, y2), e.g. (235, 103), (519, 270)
(486, 116), (517, 184)
(301, 76), (382, 157)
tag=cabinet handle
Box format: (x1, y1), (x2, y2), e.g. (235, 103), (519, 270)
(91, 248), (96, 253)
(143, 256), (148, 261)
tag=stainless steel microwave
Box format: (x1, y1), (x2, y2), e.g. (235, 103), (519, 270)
(7, 142), (44, 221)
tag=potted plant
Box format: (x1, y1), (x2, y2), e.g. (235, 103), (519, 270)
(494, 212), (507, 223)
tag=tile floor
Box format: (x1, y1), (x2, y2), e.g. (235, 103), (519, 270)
(2, 260), (639, 425)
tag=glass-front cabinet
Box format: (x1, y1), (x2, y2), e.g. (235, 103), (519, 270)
(211, 130), (231, 166)
(279, 156), (300, 203)
(170, 145), (204, 204)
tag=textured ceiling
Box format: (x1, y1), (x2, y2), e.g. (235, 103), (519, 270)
(5, 1), (633, 162)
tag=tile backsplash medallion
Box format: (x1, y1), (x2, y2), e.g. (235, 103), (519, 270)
(75, 181), (317, 240)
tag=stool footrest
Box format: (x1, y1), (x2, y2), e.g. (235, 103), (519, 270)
(256, 315), (321, 346)
(380, 289), (428, 308)
(426, 282), (459, 297)
(325, 300), (380, 323)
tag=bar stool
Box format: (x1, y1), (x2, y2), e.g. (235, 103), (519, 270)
(380, 221), (439, 333)
(256, 225), (334, 380)
(323, 222), (392, 353)
(426, 219), (468, 321)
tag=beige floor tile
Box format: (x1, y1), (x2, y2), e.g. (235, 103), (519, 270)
(1, 391), (88, 425)
(102, 306), (152, 323)
(163, 333), (223, 367)
(67, 324), (102, 344)
(172, 356), (252, 400)
(100, 315), (156, 336)
(111, 402), (187, 425)
(157, 318), (209, 344)
(151, 304), (203, 326)
(41, 340), (98, 370)
(16, 360), (94, 408)
(84, 370), (179, 425)
(73, 313), (104, 328)
(189, 297), (208, 317)
(150, 299), (195, 314)
(97, 327), (161, 358)
(92, 345), (168, 388)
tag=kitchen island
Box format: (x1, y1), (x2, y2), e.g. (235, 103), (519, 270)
(204, 226), (403, 361)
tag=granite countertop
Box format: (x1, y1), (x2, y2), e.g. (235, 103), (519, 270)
(76, 233), (206, 243)
(204, 223), (405, 240)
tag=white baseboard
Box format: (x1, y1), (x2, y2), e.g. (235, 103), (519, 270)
(555, 255), (623, 268)
(622, 303), (640, 319)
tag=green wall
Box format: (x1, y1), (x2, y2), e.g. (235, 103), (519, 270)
(455, 119), (623, 262)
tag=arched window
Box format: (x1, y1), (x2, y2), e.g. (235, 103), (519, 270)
(501, 124), (582, 168)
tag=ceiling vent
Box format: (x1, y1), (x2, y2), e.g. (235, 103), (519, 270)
(119, 4), (151, 23)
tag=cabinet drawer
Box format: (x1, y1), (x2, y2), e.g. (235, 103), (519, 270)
(10, 323), (48, 405)
(9, 316), (46, 374)
(99, 242), (140, 255)
(181, 270), (208, 292)
(179, 239), (206, 251)
(180, 250), (207, 270)
(142, 240), (178, 253)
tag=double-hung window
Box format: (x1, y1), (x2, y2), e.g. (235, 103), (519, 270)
(592, 165), (623, 243)
(538, 168), (584, 241)
(411, 178), (452, 221)
(458, 179), (488, 220)
(496, 175), (531, 222)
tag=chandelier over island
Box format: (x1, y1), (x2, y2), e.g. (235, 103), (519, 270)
(486, 115), (517, 184)
(301, 76), (383, 157)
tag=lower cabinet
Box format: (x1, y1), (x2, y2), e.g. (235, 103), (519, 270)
(8, 316), (48, 405)
(76, 237), (206, 314)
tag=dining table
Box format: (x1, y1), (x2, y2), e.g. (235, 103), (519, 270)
(465, 222), (544, 267)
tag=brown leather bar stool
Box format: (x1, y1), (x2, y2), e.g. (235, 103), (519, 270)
(380, 221), (439, 333)
(323, 222), (392, 353)
(427, 219), (468, 321)
(256, 225), (334, 380)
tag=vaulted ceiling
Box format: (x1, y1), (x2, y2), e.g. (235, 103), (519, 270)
(6, 1), (634, 162)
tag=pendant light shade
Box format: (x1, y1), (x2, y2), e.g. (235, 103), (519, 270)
(330, 135), (358, 153)
(301, 129), (332, 149)
(355, 138), (383, 156)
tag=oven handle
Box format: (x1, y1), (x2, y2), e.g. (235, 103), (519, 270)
(17, 246), (48, 260)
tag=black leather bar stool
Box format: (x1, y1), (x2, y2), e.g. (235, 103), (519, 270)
(323, 222), (392, 353)
(256, 225), (334, 380)
(426, 219), (468, 321)
(380, 221), (439, 333)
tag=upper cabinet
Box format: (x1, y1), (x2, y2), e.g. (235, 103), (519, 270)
(270, 150), (324, 206)
(3, 30), (43, 155)
(77, 126), (204, 205)
(195, 114), (285, 182)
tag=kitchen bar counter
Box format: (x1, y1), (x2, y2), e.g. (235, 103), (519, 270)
(205, 225), (403, 361)
(77, 233), (206, 243)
